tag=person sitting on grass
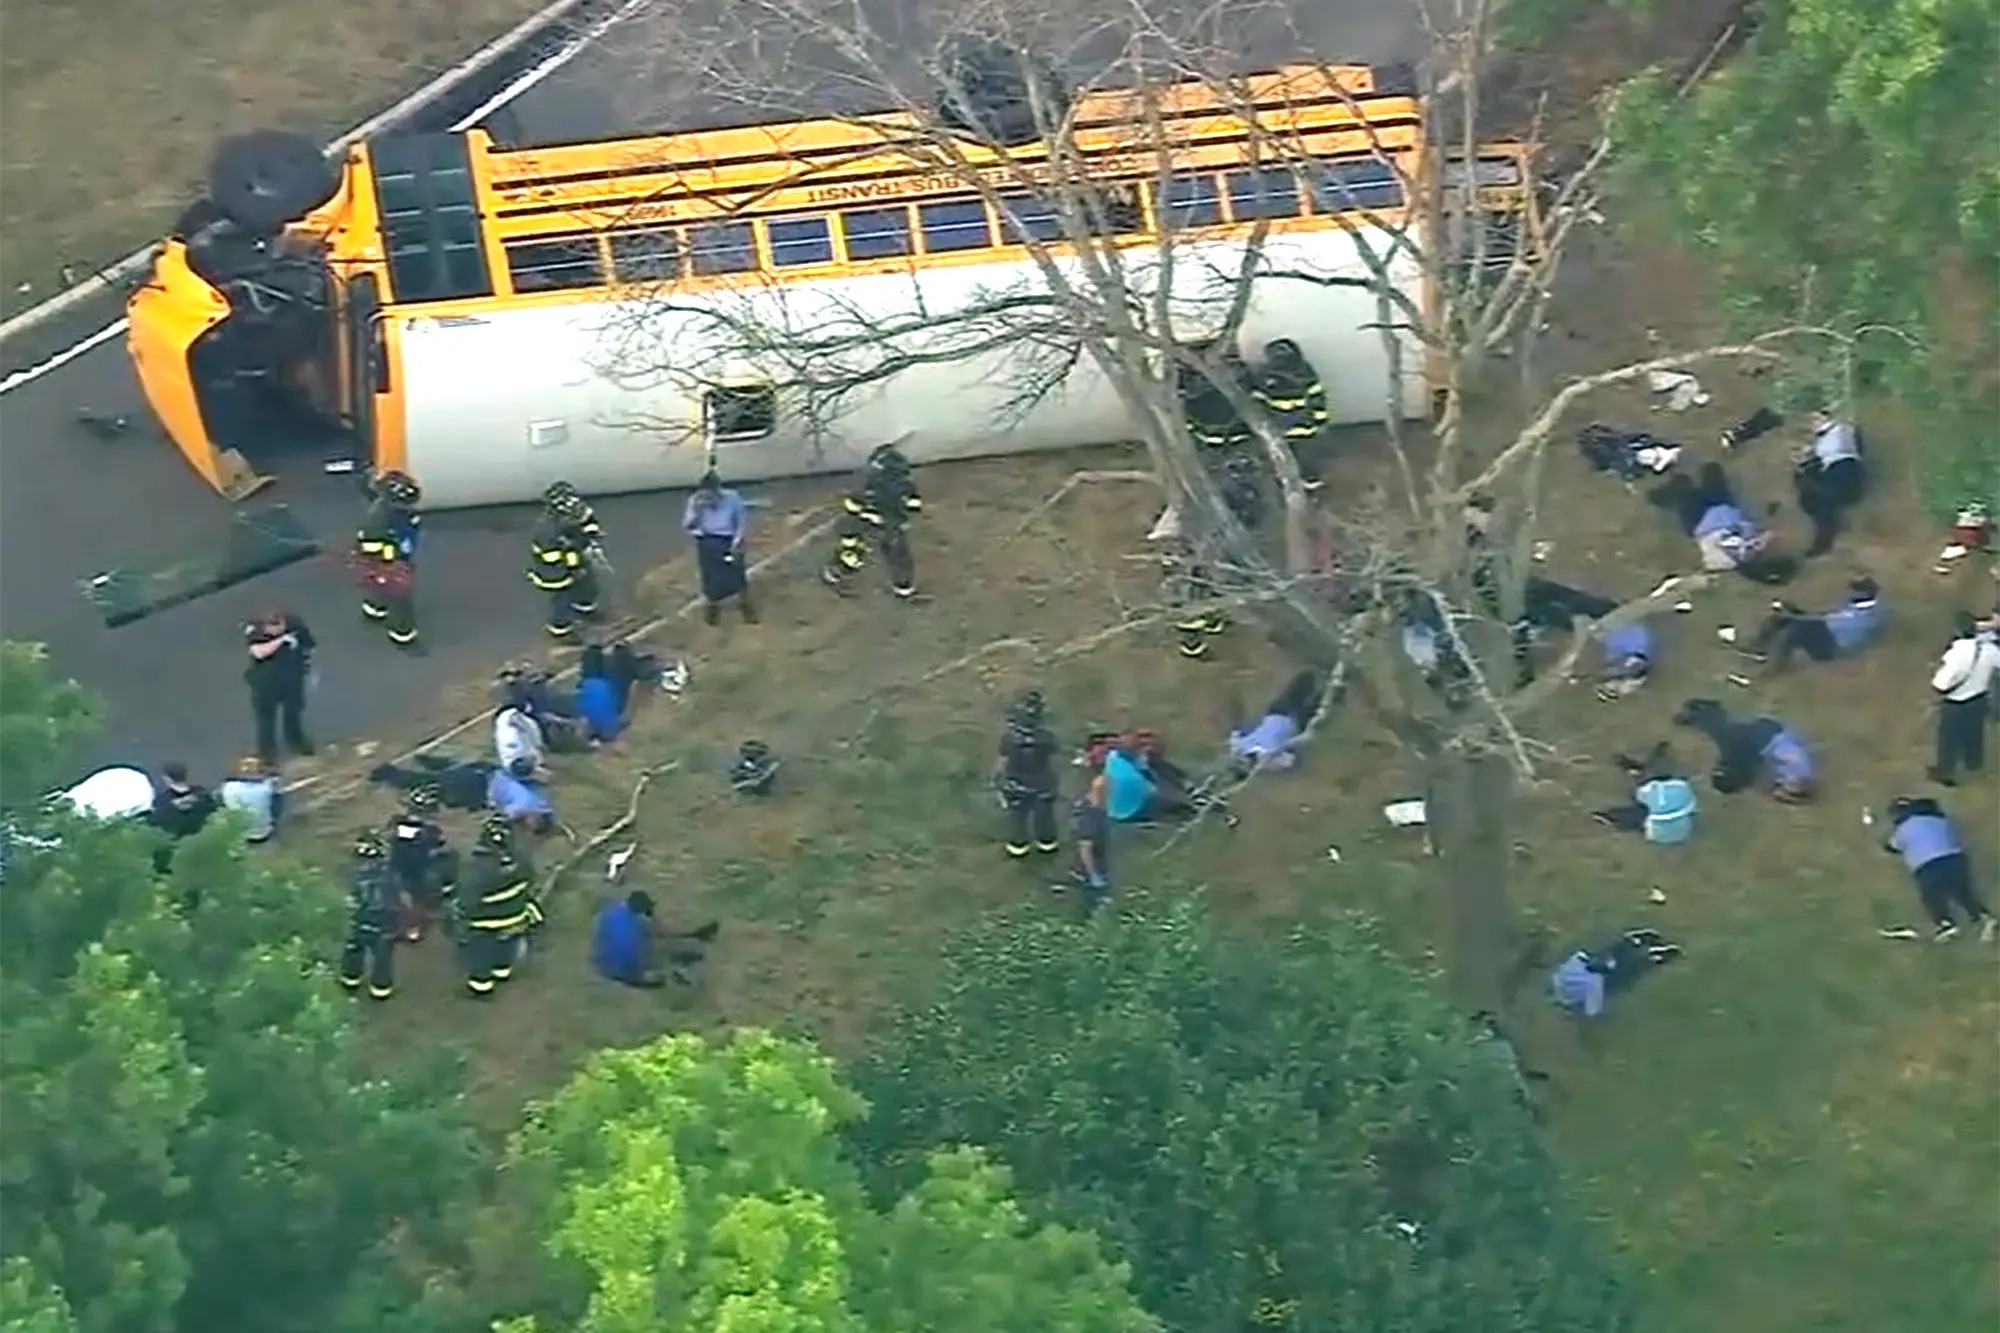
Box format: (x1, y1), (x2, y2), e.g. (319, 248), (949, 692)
(593, 890), (723, 988)
(1085, 730), (1195, 824)
(575, 643), (626, 745)
(487, 756), (555, 836)
(1736, 576), (1884, 672)
(1550, 928), (1684, 1018)
(218, 754), (283, 845)
(494, 698), (547, 774)
(1648, 461), (1796, 585)
(1590, 742), (1696, 845)
(1881, 797), (1995, 943)
(1674, 698), (1818, 802)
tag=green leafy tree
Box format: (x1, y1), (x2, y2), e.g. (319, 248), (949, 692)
(0, 642), (479, 1333)
(853, 895), (1637, 1333)
(496, 1029), (1156, 1333)
(0, 640), (100, 810)
(1611, 0), (2000, 507)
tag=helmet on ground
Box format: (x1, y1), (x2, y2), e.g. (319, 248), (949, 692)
(352, 828), (387, 858)
(477, 812), (515, 849)
(737, 738), (772, 764)
(375, 470), (421, 506)
(404, 781), (441, 814)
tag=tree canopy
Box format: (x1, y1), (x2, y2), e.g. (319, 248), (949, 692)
(1610, 0), (2000, 507)
(495, 1029), (1157, 1333)
(853, 895), (1637, 1333)
(0, 641), (476, 1333)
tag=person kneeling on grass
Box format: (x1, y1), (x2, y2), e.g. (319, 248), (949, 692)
(1591, 742), (1696, 845)
(1550, 929), (1684, 1018)
(1086, 731), (1196, 824)
(1675, 698), (1818, 802)
(487, 756), (556, 836)
(1882, 797), (1995, 943)
(575, 643), (626, 745)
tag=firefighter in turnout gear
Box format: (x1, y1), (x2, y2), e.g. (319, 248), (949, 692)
(352, 499), (420, 651)
(994, 689), (1062, 857)
(1251, 339), (1331, 490)
(369, 470), (423, 562)
(527, 496), (596, 638)
(460, 813), (540, 997)
(386, 781), (457, 943)
(823, 443), (923, 597)
(339, 829), (398, 1000)
(546, 481), (608, 615)
(1177, 351), (1254, 452)
(1164, 534), (1228, 659)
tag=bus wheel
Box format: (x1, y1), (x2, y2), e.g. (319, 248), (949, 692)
(209, 131), (340, 234)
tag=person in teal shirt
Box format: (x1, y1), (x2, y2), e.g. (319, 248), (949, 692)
(1102, 746), (1156, 821)
(1592, 743), (1696, 844)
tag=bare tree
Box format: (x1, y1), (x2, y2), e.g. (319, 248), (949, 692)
(582, 0), (1825, 1014)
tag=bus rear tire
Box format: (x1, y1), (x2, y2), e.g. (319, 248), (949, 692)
(209, 131), (340, 234)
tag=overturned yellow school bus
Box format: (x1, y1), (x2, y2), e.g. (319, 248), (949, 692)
(126, 62), (1541, 508)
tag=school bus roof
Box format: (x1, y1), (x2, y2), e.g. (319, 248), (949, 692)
(474, 63), (1422, 226)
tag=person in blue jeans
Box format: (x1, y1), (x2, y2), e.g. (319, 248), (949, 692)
(1740, 576), (1884, 671)
(1883, 797), (1994, 942)
(575, 643), (626, 744)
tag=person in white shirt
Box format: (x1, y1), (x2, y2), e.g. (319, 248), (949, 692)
(218, 755), (283, 844)
(493, 705), (546, 775)
(1794, 408), (1866, 557)
(1930, 611), (2000, 785)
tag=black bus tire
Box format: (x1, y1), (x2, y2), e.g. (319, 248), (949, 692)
(209, 131), (340, 233)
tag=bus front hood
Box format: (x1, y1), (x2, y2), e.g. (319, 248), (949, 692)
(125, 242), (271, 500)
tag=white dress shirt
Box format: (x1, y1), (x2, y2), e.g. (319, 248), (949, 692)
(1933, 636), (2000, 702)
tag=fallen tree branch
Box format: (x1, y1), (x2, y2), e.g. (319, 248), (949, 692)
(1001, 468), (1160, 545)
(537, 761), (678, 901)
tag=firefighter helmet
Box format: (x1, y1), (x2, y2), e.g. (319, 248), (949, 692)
(404, 781), (441, 815)
(1007, 689), (1045, 733)
(556, 493), (591, 524)
(352, 828), (387, 858)
(477, 812), (515, 850)
(1262, 338), (1304, 368)
(375, 470), (421, 506)
(544, 480), (580, 509)
(866, 443), (910, 475)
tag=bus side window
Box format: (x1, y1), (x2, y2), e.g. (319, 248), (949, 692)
(1224, 168), (1301, 222)
(839, 207), (914, 260)
(704, 385), (776, 442)
(998, 192), (1065, 244)
(688, 221), (758, 276)
(1151, 175), (1223, 230)
(1307, 157), (1404, 213)
(505, 236), (607, 292)
(917, 198), (994, 253)
(610, 228), (683, 283)
(764, 215), (835, 267)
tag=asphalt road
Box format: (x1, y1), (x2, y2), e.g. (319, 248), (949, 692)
(0, 4), (1423, 782)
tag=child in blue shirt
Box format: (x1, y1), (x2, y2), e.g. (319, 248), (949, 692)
(1740, 576), (1884, 671)
(1883, 797), (1993, 942)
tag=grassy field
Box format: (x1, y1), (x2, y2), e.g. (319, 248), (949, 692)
(0, 0), (554, 318)
(291, 293), (1999, 1330)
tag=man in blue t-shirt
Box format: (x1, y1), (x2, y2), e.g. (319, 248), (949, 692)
(593, 890), (665, 987)
(1883, 797), (1994, 942)
(1740, 576), (1884, 671)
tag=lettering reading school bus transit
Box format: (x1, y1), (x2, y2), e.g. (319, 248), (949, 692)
(125, 63), (1542, 508)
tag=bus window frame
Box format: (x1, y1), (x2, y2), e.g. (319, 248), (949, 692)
(609, 227), (685, 283)
(1305, 156), (1405, 214)
(703, 383), (777, 442)
(1222, 167), (1302, 222)
(838, 205), (914, 260)
(1151, 174), (1224, 231)
(915, 196), (995, 254)
(762, 214), (837, 268)
(504, 235), (608, 293)
(687, 219), (759, 276)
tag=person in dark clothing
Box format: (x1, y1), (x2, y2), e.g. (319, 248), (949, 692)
(994, 689), (1062, 857)
(339, 829), (398, 1001)
(1793, 409), (1866, 558)
(1250, 338), (1332, 489)
(1719, 406), (1783, 450)
(605, 641), (664, 714)
(1648, 462), (1797, 585)
(1178, 351), (1254, 452)
(823, 442), (923, 597)
(729, 740), (780, 796)
(351, 507), (421, 650)
(460, 814), (540, 998)
(243, 610), (315, 767)
(683, 469), (758, 624)
(497, 664), (587, 752)
(1550, 929), (1684, 1017)
(386, 782), (457, 943)
(369, 753), (493, 810)
(1163, 533), (1228, 659)
(527, 503), (593, 639)
(1576, 423), (1682, 482)
(1674, 698), (1817, 801)
(1068, 787), (1113, 913)
(1512, 576), (1619, 686)
(1737, 576), (1885, 671)
(1882, 797), (1993, 942)
(149, 762), (218, 839)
